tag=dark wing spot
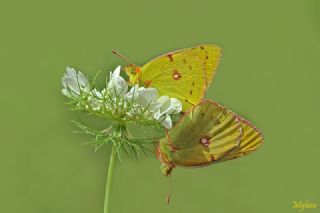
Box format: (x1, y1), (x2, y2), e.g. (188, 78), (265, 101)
(201, 112), (205, 116)
(199, 136), (211, 147)
(185, 99), (188, 102)
(172, 70), (182, 80)
(167, 54), (173, 62)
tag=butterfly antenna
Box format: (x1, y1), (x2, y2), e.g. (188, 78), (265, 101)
(112, 50), (133, 65)
(166, 175), (172, 205)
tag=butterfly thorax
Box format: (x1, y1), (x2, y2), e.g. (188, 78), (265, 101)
(124, 64), (142, 85)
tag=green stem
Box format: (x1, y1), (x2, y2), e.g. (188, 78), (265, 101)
(103, 144), (117, 213)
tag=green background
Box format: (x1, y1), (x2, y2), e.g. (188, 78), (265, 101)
(1, 0), (319, 212)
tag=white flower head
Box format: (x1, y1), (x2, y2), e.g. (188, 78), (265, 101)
(61, 65), (182, 129)
(61, 67), (90, 96)
(107, 66), (128, 97)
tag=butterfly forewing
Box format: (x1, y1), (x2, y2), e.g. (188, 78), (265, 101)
(141, 45), (221, 111)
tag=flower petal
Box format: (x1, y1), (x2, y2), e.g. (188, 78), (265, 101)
(107, 66), (128, 97)
(111, 66), (121, 79)
(156, 96), (171, 116)
(159, 114), (172, 129)
(125, 85), (139, 101)
(136, 87), (158, 108)
(61, 67), (90, 96)
(167, 98), (182, 114)
(92, 89), (103, 98)
(61, 88), (69, 96)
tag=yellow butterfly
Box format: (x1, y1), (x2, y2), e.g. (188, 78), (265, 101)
(156, 100), (264, 176)
(113, 44), (221, 111)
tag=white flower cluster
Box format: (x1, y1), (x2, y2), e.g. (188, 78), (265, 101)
(61, 66), (182, 129)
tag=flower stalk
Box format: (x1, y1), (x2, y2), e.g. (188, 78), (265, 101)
(104, 140), (117, 213)
(103, 123), (127, 213)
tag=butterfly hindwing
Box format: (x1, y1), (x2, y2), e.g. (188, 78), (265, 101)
(140, 45), (221, 111)
(159, 100), (242, 167)
(216, 116), (263, 162)
(158, 100), (263, 169)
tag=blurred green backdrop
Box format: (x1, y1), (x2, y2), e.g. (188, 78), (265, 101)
(1, 0), (319, 213)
